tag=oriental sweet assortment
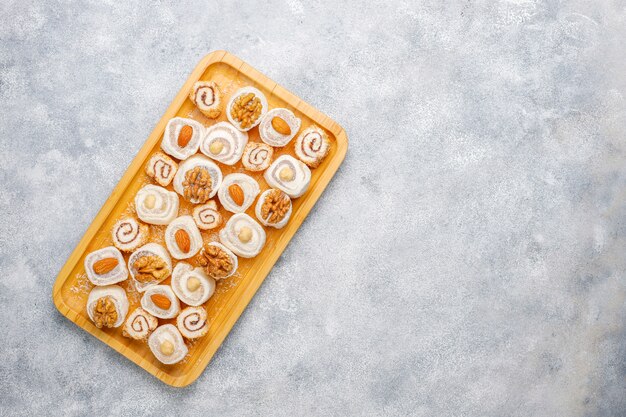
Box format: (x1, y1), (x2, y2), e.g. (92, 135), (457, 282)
(82, 79), (332, 365)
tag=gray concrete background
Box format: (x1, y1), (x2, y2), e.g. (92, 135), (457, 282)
(1, 1), (625, 416)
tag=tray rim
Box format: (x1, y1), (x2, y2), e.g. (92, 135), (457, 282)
(52, 50), (348, 387)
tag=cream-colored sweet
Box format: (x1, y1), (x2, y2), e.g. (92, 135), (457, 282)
(199, 122), (248, 165)
(264, 155), (311, 198)
(294, 125), (330, 168)
(259, 108), (301, 147)
(145, 152), (178, 186)
(192, 201), (222, 230)
(171, 262), (216, 306)
(255, 189), (292, 229)
(196, 242), (238, 280)
(86, 285), (129, 328)
(189, 81), (222, 119)
(226, 87), (268, 132)
(148, 324), (188, 365)
(217, 173), (260, 213)
(135, 184), (179, 225)
(176, 307), (209, 339)
(164, 215), (203, 259)
(241, 142), (273, 172)
(122, 307), (158, 340)
(84, 246), (128, 286)
(128, 243), (172, 292)
(173, 155), (223, 204)
(111, 217), (149, 252)
(219, 213), (266, 258)
(161, 117), (204, 160)
(141, 285), (181, 319)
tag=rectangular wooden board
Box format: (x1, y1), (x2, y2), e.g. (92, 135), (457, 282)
(52, 51), (348, 387)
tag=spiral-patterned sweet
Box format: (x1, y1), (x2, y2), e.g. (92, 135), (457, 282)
(146, 151), (178, 186)
(84, 246), (128, 286)
(177, 306), (209, 339)
(241, 142), (273, 172)
(161, 117), (205, 160)
(264, 155), (311, 198)
(219, 213), (266, 258)
(148, 324), (188, 365)
(135, 185), (179, 225)
(122, 307), (158, 340)
(259, 108), (301, 147)
(190, 81), (222, 119)
(199, 122), (248, 165)
(294, 125), (330, 168)
(111, 217), (149, 253)
(192, 201), (222, 230)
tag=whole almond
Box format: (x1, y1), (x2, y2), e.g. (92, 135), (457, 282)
(271, 117), (291, 135)
(175, 229), (191, 253)
(228, 184), (245, 206)
(151, 294), (171, 310)
(178, 125), (193, 147)
(93, 258), (118, 275)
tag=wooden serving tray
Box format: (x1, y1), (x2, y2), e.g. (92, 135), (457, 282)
(52, 51), (348, 387)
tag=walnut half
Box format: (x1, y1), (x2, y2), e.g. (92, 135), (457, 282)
(197, 244), (234, 279)
(182, 166), (212, 203)
(133, 255), (169, 283)
(261, 189), (291, 223)
(230, 92), (262, 129)
(92, 296), (118, 328)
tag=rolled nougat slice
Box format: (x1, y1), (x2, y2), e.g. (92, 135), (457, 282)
(122, 307), (158, 340)
(111, 217), (149, 253)
(161, 117), (204, 160)
(196, 242), (238, 280)
(259, 108), (301, 147)
(128, 243), (172, 292)
(135, 185), (179, 225)
(219, 213), (266, 258)
(199, 121), (248, 165)
(148, 324), (188, 365)
(226, 87), (268, 132)
(241, 142), (273, 172)
(255, 189), (292, 229)
(164, 215), (203, 260)
(171, 262), (216, 306)
(192, 201), (222, 230)
(173, 155), (223, 204)
(177, 306), (209, 339)
(294, 125), (330, 168)
(141, 285), (181, 319)
(84, 246), (128, 286)
(190, 81), (222, 119)
(217, 173), (260, 214)
(264, 155), (311, 198)
(145, 152), (178, 186)
(86, 285), (129, 329)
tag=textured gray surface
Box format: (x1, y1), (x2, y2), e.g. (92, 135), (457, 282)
(1, 0), (626, 416)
